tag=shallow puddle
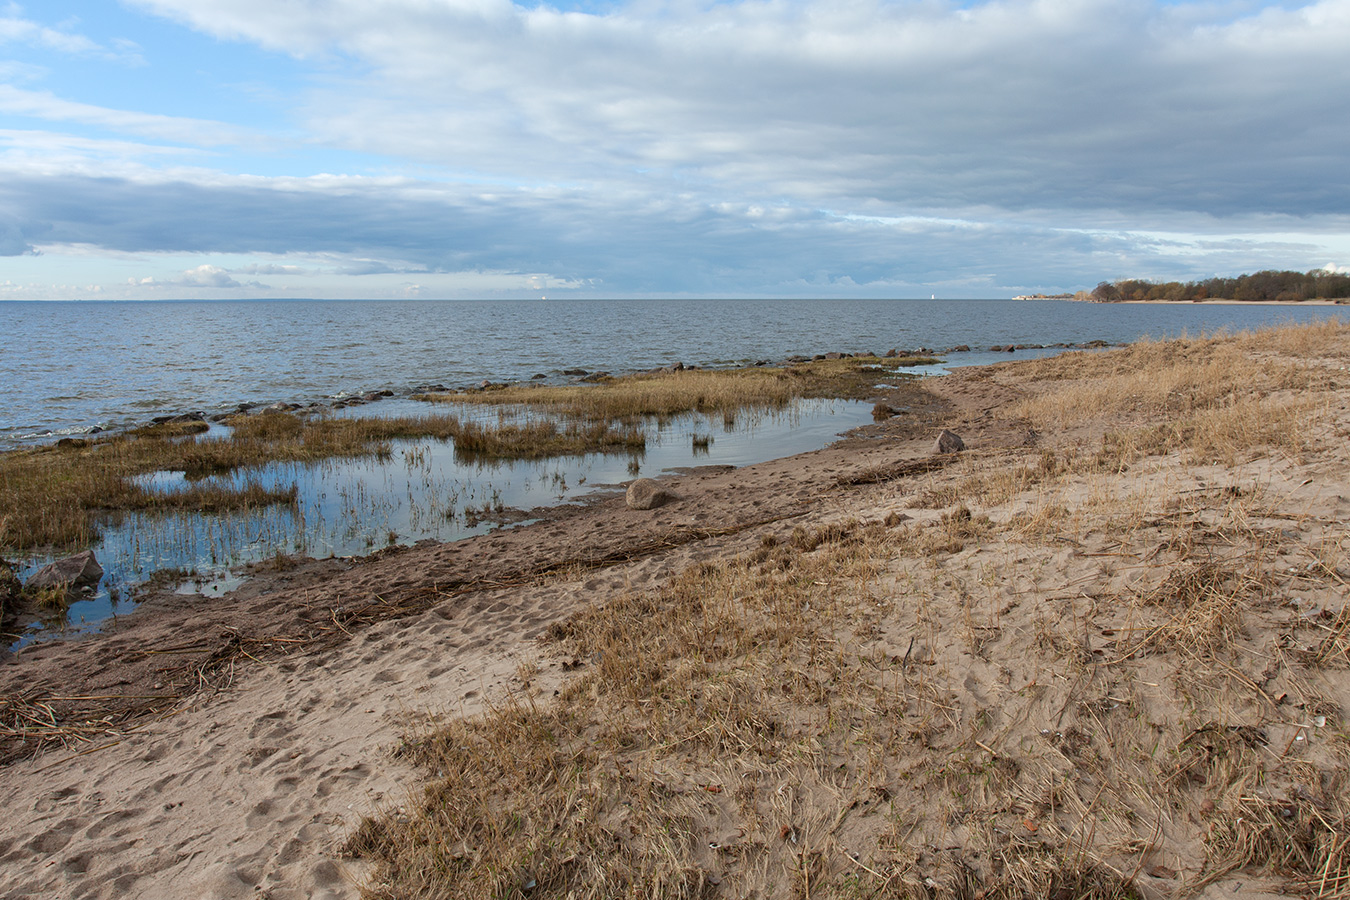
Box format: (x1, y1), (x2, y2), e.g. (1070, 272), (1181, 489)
(11, 398), (875, 644)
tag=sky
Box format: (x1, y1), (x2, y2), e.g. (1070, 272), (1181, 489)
(0, 0), (1347, 300)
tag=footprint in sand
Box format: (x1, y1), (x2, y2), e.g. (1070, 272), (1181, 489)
(27, 817), (80, 853)
(82, 807), (144, 840)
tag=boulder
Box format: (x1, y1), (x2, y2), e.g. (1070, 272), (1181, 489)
(934, 430), (965, 454)
(25, 550), (104, 591)
(626, 478), (677, 510)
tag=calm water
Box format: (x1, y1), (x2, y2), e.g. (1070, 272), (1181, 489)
(1, 298), (1341, 445)
(2, 298), (1342, 643)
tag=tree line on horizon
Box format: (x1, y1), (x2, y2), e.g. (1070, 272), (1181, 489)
(1089, 269), (1350, 302)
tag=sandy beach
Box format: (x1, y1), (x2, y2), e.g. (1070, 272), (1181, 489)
(3, 323), (1349, 899)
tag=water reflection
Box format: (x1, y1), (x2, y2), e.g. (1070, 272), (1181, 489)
(12, 398), (873, 643)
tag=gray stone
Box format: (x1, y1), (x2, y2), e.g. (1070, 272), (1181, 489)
(626, 478), (677, 510)
(26, 550), (104, 591)
(934, 430), (965, 454)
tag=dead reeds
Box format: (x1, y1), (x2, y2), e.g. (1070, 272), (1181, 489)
(0, 411), (643, 556)
(417, 355), (934, 421)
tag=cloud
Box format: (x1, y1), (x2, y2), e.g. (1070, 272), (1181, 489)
(0, 218), (34, 255)
(0, 9), (143, 63)
(132, 264), (266, 289)
(127, 0), (1350, 223)
(2, 0), (1345, 296)
(0, 86), (258, 147)
(4, 167), (1341, 296)
(233, 263), (315, 276)
(178, 264), (241, 287)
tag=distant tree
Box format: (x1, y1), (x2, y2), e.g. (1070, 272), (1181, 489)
(1089, 268), (1350, 303)
(1091, 281), (1121, 302)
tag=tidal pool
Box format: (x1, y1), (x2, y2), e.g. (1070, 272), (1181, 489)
(11, 397), (875, 644)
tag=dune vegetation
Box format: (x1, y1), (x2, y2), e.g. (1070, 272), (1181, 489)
(346, 320), (1350, 898)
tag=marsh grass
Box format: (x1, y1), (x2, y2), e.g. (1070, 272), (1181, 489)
(0, 410), (642, 555)
(446, 419), (644, 461)
(416, 355), (934, 421)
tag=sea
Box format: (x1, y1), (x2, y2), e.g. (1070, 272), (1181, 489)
(1, 298), (1342, 643)
(2, 297), (1342, 447)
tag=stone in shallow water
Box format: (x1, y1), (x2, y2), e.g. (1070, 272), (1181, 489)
(25, 550), (104, 591)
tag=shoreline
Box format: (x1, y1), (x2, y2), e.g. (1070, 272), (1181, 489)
(3, 324), (1349, 898)
(1120, 297), (1345, 306)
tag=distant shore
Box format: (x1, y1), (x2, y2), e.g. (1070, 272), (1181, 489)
(1122, 297), (1344, 306)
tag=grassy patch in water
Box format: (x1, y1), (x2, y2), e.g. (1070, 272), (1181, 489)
(0, 411), (645, 554)
(416, 355), (936, 421)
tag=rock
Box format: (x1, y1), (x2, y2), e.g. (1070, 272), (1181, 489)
(151, 412), (204, 425)
(950, 345), (970, 353)
(25, 550), (104, 591)
(934, 430), (965, 454)
(562, 368), (589, 376)
(580, 372), (611, 383)
(626, 478), (677, 510)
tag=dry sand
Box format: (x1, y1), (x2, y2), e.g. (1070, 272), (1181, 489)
(3, 330), (1349, 899)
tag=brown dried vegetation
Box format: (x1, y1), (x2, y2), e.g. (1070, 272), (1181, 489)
(343, 321), (1350, 897)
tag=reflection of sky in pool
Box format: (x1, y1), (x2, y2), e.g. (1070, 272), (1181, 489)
(12, 398), (875, 643)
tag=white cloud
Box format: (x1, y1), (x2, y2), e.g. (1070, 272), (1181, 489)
(125, 0), (1350, 223)
(0, 86), (258, 147)
(179, 264), (240, 287)
(0, 9), (143, 63)
(0, 0), (1343, 297)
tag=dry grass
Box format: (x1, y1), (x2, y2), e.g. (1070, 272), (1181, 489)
(417, 355), (934, 421)
(346, 519), (1142, 898)
(346, 321), (1350, 899)
(1009, 324), (1346, 443)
